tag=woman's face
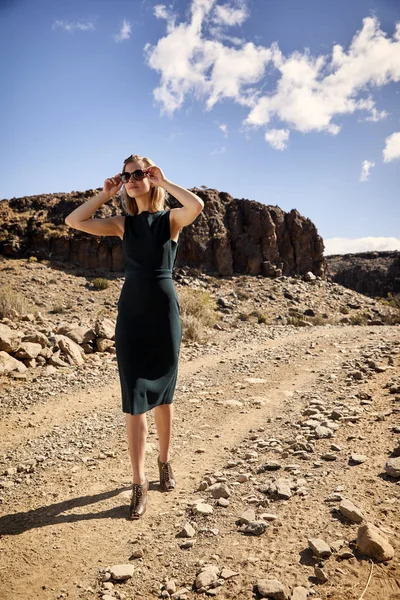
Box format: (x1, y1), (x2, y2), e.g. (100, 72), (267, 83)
(123, 161), (152, 198)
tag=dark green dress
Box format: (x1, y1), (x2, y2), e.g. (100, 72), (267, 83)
(115, 210), (182, 415)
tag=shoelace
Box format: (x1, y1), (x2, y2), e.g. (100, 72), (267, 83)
(161, 461), (173, 482)
(131, 484), (143, 505)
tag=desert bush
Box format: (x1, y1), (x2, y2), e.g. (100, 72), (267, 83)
(91, 277), (109, 290)
(287, 316), (310, 327)
(238, 312), (250, 321)
(178, 288), (219, 328)
(349, 312), (369, 325)
(378, 292), (400, 309)
(340, 306), (350, 314)
(181, 314), (203, 341)
(50, 296), (66, 314)
(0, 285), (31, 319)
(28, 256), (38, 262)
(249, 309), (269, 324)
(307, 314), (327, 326)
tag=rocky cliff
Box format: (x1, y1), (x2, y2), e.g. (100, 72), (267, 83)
(326, 251), (400, 298)
(0, 188), (325, 277)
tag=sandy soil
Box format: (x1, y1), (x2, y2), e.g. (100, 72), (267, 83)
(1, 321), (399, 600)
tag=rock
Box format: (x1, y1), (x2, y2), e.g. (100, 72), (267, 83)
(66, 326), (96, 344)
(219, 568), (239, 580)
(0, 323), (22, 353)
(291, 587), (309, 600)
(192, 503), (213, 516)
(55, 335), (85, 365)
(0, 351), (27, 374)
(195, 565), (220, 589)
(109, 564), (135, 580)
(165, 580), (177, 594)
(14, 342), (42, 359)
(337, 549), (354, 559)
(273, 478), (292, 499)
(95, 318), (115, 340)
(177, 522), (196, 538)
(239, 521), (268, 536)
(314, 566), (328, 583)
(208, 483), (231, 499)
(48, 350), (70, 368)
(384, 457), (400, 478)
(357, 522), (395, 562)
(349, 453), (368, 465)
(304, 271), (316, 281)
(22, 331), (48, 347)
(96, 338), (115, 352)
(179, 539), (195, 549)
(238, 509), (256, 525)
(330, 539), (346, 552)
(257, 578), (287, 599)
(259, 513), (278, 521)
(308, 538), (332, 558)
(217, 498), (229, 507)
(257, 461), (282, 472)
(171, 588), (190, 598)
(321, 453), (337, 461)
(315, 425), (333, 439)
(339, 499), (364, 523)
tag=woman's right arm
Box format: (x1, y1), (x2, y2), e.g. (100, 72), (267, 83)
(64, 175), (124, 237)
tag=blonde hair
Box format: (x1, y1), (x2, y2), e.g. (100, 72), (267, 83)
(119, 154), (166, 216)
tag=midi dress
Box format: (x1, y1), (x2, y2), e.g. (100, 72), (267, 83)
(115, 209), (182, 415)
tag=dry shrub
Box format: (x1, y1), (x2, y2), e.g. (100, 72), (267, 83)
(50, 295), (73, 314)
(91, 277), (109, 290)
(178, 288), (219, 342)
(249, 309), (269, 324)
(349, 312), (370, 325)
(287, 316), (310, 327)
(178, 288), (218, 328)
(181, 314), (203, 341)
(0, 284), (31, 319)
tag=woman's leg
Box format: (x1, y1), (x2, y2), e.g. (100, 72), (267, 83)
(154, 403), (174, 463)
(125, 413), (148, 484)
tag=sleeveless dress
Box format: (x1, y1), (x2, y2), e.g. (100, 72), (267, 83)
(114, 209), (182, 415)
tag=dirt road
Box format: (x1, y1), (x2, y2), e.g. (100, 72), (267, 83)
(0, 325), (399, 600)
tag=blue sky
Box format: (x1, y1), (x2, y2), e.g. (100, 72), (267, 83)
(1, 0), (399, 254)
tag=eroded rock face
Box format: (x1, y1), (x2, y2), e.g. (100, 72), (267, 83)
(0, 188), (325, 277)
(326, 251), (400, 297)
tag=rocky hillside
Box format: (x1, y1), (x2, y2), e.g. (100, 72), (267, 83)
(0, 255), (399, 381)
(326, 251), (400, 298)
(0, 188), (325, 277)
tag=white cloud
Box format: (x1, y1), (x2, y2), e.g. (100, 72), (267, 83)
(324, 237), (400, 255)
(52, 20), (95, 31)
(360, 159), (375, 182)
(210, 146), (226, 155)
(145, 7), (400, 147)
(212, 1), (248, 26)
(364, 107), (388, 122)
(114, 19), (131, 42)
(265, 128), (290, 150)
(154, 4), (175, 26)
(383, 131), (400, 162)
(219, 123), (228, 136)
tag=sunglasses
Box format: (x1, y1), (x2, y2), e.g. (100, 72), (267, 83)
(120, 169), (149, 183)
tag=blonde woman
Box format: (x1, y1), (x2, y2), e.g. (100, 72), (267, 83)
(65, 154), (204, 519)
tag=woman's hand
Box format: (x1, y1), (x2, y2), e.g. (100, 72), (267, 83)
(145, 165), (167, 187)
(103, 174), (123, 197)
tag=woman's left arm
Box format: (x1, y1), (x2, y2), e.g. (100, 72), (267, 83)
(147, 166), (204, 229)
